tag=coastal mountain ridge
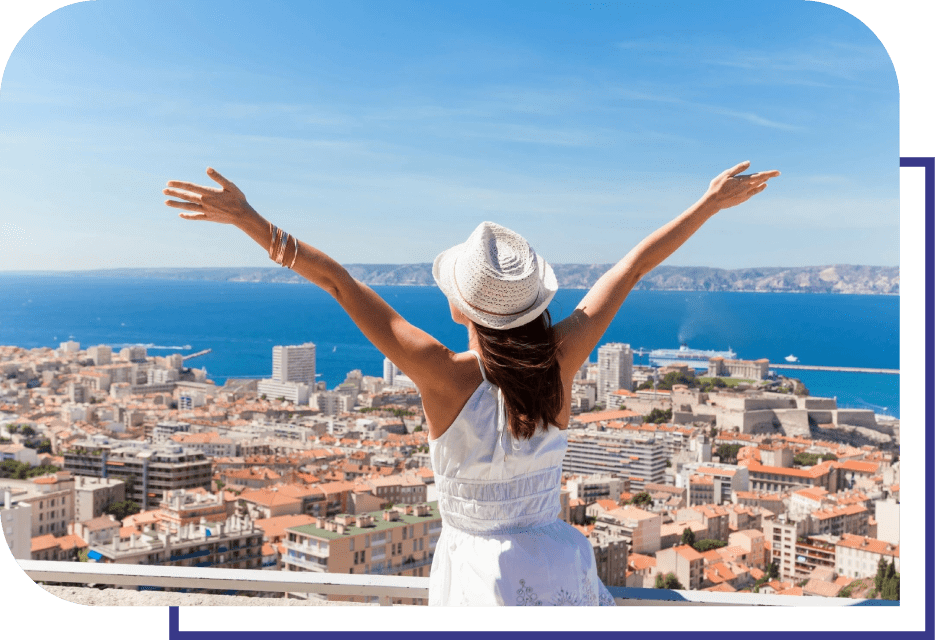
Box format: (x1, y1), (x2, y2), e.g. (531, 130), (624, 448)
(13, 264), (899, 295)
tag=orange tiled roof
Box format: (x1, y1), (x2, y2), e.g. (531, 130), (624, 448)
(837, 534), (899, 557)
(746, 460), (835, 479)
(31, 534), (61, 552)
(628, 553), (656, 571)
(674, 544), (703, 561)
(835, 460), (880, 474)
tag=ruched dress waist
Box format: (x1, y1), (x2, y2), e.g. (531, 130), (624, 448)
(434, 466), (562, 534)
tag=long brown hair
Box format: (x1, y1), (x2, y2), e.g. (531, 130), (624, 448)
(473, 310), (564, 440)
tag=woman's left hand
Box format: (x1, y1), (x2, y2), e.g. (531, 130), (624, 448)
(704, 161), (780, 211)
(163, 167), (258, 227)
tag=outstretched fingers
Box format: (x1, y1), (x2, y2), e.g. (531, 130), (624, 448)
(726, 160), (751, 177)
(164, 198), (205, 218)
(163, 187), (204, 203)
(206, 167), (235, 190)
(165, 180), (218, 196)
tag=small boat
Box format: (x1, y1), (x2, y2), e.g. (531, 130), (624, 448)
(785, 354), (798, 363)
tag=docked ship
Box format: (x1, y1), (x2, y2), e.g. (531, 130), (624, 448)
(648, 344), (737, 370)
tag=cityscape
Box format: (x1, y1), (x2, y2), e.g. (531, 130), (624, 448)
(0, 338), (900, 604)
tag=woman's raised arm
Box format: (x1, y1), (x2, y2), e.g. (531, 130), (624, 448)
(163, 168), (452, 392)
(554, 161), (780, 373)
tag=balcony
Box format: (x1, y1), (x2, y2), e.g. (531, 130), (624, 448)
(18, 560), (897, 607)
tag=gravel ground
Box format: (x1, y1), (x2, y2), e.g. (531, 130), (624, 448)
(42, 586), (374, 606)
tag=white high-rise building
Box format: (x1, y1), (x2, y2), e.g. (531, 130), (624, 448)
(383, 357), (397, 385)
(597, 342), (633, 402)
(272, 343), (316, 385)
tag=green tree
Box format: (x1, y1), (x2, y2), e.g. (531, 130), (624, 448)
(104, 499), (141, 521)
(874, 557), (888, 593)
(794, 452), (822, 467)
(692, 539), (728, 552)
(654, 573), (684, 590)
(643, 408), (673, 424)
(24, 464), (61, 478)
(716, 444), (742, 463)
(766, 561), (779, 581)
(413, 425), (423, 432)
(680, 527), (696, 547)
(0, 459), (28, 479)
(628, 492), (653, 507)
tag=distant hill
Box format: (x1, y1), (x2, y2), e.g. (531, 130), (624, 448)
(20, 264), (898, 295)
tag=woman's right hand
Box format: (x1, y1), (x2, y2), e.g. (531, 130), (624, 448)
(163, 167), (260, 228)
(704, 161), (780, 211)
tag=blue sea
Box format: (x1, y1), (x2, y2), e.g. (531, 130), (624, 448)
(0, 275), (900, 418)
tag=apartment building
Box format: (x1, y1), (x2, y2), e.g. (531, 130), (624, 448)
(19, 472), (76, 537)
(70, 514), (121, 546)
(675, 504), (731, 542)
(809, 503), (869, 538)
(283, 502), (443, 604)
(74, 475), (126, 522)
(763, 515), (837, 582)
(361, 475), (427, 506)
(593, 505), (661, 554)
(835, 534), (899, 579)
(1, 487), (33, 559)
(679, 462), (749, 506)
(158, 489), (233, 534)
(732, 490), (786, 516)
(597, 343), (633, 404)
(31, 532), (87, 561)
(64, 437), (212, 510)
(565, 474), (628, 504)
(273, 343), (317, 385)
(874, 498), (899, 545)
(151, 420), (192, 442)
(589, 529), (629, 587)
(170, 432), (240, 458)
(744, 459), (838, 494)
(564, 429), (667, 491)
(727, 529), (767, 568)
(656, 544), (704, 590)
(89, 515), (264, 592)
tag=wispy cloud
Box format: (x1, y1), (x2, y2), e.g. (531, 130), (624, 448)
(613, 89), (805, 132)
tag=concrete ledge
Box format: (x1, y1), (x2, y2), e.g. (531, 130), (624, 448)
(41, 586), (374, 606)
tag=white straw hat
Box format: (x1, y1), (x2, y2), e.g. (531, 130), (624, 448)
(433, 221), (557, 330)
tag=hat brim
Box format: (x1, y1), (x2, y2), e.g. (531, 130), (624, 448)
(432, 240), (558, 330)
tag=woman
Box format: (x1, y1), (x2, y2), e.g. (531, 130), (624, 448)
(163, 160), (778, 605)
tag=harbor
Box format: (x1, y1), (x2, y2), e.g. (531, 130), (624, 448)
(770, 363), (899, 375)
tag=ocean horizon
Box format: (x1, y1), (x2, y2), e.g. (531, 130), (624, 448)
(0, 274), (899, 418)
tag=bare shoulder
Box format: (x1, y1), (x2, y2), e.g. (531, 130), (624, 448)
(422, 350), (486, 440)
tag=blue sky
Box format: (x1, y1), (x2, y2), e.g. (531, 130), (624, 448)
(0, 0), (898, 270)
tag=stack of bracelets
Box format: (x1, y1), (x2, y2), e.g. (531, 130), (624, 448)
(268, 223), (299, 268)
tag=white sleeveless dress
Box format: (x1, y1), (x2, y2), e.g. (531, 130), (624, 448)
(428, 350), (616, 606)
